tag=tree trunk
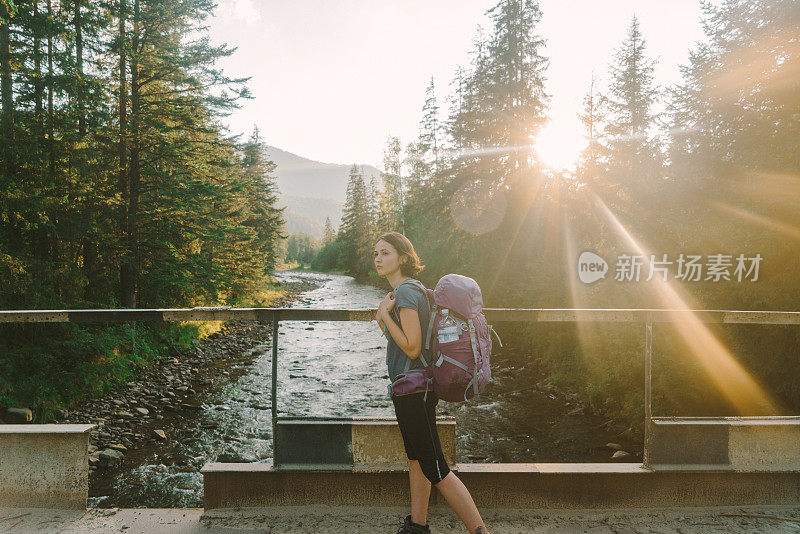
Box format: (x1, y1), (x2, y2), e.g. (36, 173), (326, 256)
(34, 1), (43, 134)
(75, 0), (85, 137)
(118, 0), (135, 307)
(45, 0), (60, 277)
(46, 0), (54, 182)
(74, 0), (97, 301)
(0, 1), (13, 182)
(127, 0), (141, 307)
(121, 0), (141, 308)
(32, 0), (48, 263)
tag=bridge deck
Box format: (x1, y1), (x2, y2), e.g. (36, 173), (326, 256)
(3, 505), (800, 533)
(201, 462), (800, 509)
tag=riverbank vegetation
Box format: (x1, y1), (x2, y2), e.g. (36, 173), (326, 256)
(0, 0), (284, 420)
(315, 0), (800, 430)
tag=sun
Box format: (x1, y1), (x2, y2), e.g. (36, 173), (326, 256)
(532, 121), (587, 171)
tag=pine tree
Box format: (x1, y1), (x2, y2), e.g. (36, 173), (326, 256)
(322, 216), (335, 245)
(340, 164), (372, 277)
(404, 141), (426, 193)
(118, 0), (256, 306)
(601, 15), (664, 219)
(607, 17), (660, 141)
(441, 0), (551, 219)
(405, 77), (441, 197)
(669, 0), (800, 178)
(576, 73), (610, 186)
(238, 126), (285, 276)
(448, 25), (491, 154)
(419, 76), (440, 172)
(486, 0), (549, 161)
(604, 16), (663, 196)
(366, 174), (380, 229)
(379, 136), (403, 233)
(446, 65), (468, 152)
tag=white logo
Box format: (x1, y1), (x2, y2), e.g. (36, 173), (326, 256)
(578, 251), (608, 284)
(576, 251), (762, 283)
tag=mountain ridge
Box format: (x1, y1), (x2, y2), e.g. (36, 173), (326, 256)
(264, 145), (381, 205)
(264, 145), (381, 239)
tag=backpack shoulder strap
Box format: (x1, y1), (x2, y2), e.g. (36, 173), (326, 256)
(394, 278), (424, 294)
(393, 279), (433, 309)
(394, 280), (437, 361)
(424, 302), (437, 351)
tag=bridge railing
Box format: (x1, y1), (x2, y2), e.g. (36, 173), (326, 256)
(3, 306), (799, 467)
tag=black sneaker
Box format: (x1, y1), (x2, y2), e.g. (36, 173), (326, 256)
(396, 514), (431, 534)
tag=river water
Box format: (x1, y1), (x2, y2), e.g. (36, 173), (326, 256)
(89, 271), (642, 508)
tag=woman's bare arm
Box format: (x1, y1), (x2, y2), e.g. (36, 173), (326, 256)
(382, 306), (422, 359)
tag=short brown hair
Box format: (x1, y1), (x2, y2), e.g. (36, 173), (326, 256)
(375, 232), (425, 276)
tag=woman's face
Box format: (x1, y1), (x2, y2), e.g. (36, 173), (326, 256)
(373, 239), (402, 277)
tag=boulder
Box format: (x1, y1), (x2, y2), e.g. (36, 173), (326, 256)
(99, 448), (124, 467)
(216, 450), (258, 463)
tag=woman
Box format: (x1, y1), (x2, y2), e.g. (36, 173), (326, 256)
(374, 231), (489, 534)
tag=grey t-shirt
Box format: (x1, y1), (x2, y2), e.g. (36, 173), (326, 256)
(384, 278), (432, 384)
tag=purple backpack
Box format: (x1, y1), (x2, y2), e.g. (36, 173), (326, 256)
(388, 275), (501, 402)
(424, 274), (501, 402)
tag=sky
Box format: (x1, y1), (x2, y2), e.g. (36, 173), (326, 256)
(206, 0), (712, 171)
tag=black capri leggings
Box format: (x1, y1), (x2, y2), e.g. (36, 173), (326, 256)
(391, 390), (451, 484)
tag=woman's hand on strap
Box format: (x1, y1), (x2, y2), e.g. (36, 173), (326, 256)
(375, 292), (392, 334)
(377, 292), (395, 321)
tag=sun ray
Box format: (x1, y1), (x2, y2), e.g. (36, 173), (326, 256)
(716, 169), (800, 215)
(583, 188), (779, 415)
(563, 206), (607, 372)
(710, 200), (800, 241)
(484, 169), (550, 301)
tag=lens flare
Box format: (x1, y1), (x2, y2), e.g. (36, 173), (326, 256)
(450, 181), (508, 236)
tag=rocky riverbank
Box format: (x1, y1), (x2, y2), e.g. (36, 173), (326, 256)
(49, 275), (322, 476)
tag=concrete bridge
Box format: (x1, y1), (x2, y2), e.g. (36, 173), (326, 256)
(1, 306), (799, 524)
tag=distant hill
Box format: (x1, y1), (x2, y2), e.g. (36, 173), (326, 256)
(276, 195), (343, 238)
(264, 145), (381, 204)
(264, 145), (381, 240)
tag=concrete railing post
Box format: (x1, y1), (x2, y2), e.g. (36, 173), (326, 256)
(0, 424), (94, 509)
